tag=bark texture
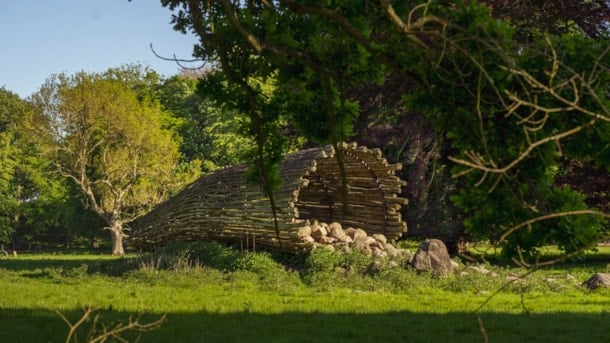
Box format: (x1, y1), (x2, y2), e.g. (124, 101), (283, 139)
(352, 76), (465, 252)
(109, 224), (126, 256)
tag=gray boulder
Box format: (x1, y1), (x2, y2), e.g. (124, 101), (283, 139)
(411, 239), (454, 275)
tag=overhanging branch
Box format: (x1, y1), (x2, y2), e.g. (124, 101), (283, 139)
(149, 43), (208, 70)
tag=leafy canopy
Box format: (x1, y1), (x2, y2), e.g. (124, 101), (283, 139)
(30, 67), (199, 254)
(160, 0), (609, 260)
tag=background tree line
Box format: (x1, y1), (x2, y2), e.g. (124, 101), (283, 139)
(0, 0), (608, 259)
(0, 65), (251, 254)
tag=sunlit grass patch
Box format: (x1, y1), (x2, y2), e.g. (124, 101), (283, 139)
(1, 243), (610, 342)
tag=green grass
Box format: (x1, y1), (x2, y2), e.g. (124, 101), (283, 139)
(1, 245), (610, 342)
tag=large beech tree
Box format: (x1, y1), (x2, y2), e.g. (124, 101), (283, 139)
(160, 0), (609, 260)
(31, 70), (197, 255)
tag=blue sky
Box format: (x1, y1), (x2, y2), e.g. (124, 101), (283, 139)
(0, 0), (199, 98)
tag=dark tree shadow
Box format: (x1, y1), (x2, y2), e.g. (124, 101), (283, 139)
(0, 253), (138, 276)
(1, 308), (609, 343)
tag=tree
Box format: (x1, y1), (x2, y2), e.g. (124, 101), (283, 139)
(1, 87), (96, 251)
(159, 0), (609, 260)
(399, 3), (610, 259)
(30, 70), (198, 255)
(157, 72), (264, 172)
(0, 88), (28, 244)
(162, 0), (381, 227)
(159, 74), (211, 164)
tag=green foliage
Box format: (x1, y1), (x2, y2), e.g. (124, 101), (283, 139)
(533, 187), (603, 254)
(236, 251), (302, 292)
(303, 248), (344, 274)
(124, 241), (281, 273)
(400, 2), (609, 258)
(162, 0), (392, 246)
(196, 69), (286, 184)
(447, 173), (598, 260)
(0, 88), (26, 243)
(156, 0), (610, 261)
(29, 67), (199, 254)
(158, 74), (243, 172)
(237, 251), (279, 274)
(546, 34), (610, 171)
(170, 241), (243, 271)
(108, 242), (301, 292)
(301, 247), (412, 291)
(102, 63), (163, 102)
(0, 87), (76, 246)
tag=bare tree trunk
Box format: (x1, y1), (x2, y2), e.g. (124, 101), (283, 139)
(108, 222), (126, 256)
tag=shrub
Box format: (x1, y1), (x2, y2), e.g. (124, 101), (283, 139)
(303, 248), (343, 274)
(238, 252), (302, 292)
(184, 241), (243, 271)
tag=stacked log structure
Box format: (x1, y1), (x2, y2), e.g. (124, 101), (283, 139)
(129, 142), (408, 252)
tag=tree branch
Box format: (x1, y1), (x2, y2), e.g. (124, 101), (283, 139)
(498, 209), (610, 243)
(149, 43), (208, 71)
(448, 120), (597, 175)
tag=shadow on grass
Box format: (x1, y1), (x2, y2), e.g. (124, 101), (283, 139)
(467, 244), (610, 269)
(1, 258), (89, 271)
(1, 307), (609, 343)
(0, 255), (144, 279)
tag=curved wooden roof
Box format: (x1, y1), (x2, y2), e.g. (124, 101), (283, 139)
(128, 142), (408, 252)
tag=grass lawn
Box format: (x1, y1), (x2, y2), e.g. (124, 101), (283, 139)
(1, 247), (609, 342)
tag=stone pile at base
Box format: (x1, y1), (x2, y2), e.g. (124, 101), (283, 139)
(298, 223), (458, 276)
(297, 220), (406, 258)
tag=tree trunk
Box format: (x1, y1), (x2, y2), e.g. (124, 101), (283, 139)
(108, 223), (126, 256)
(352, 76), (465, 251)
